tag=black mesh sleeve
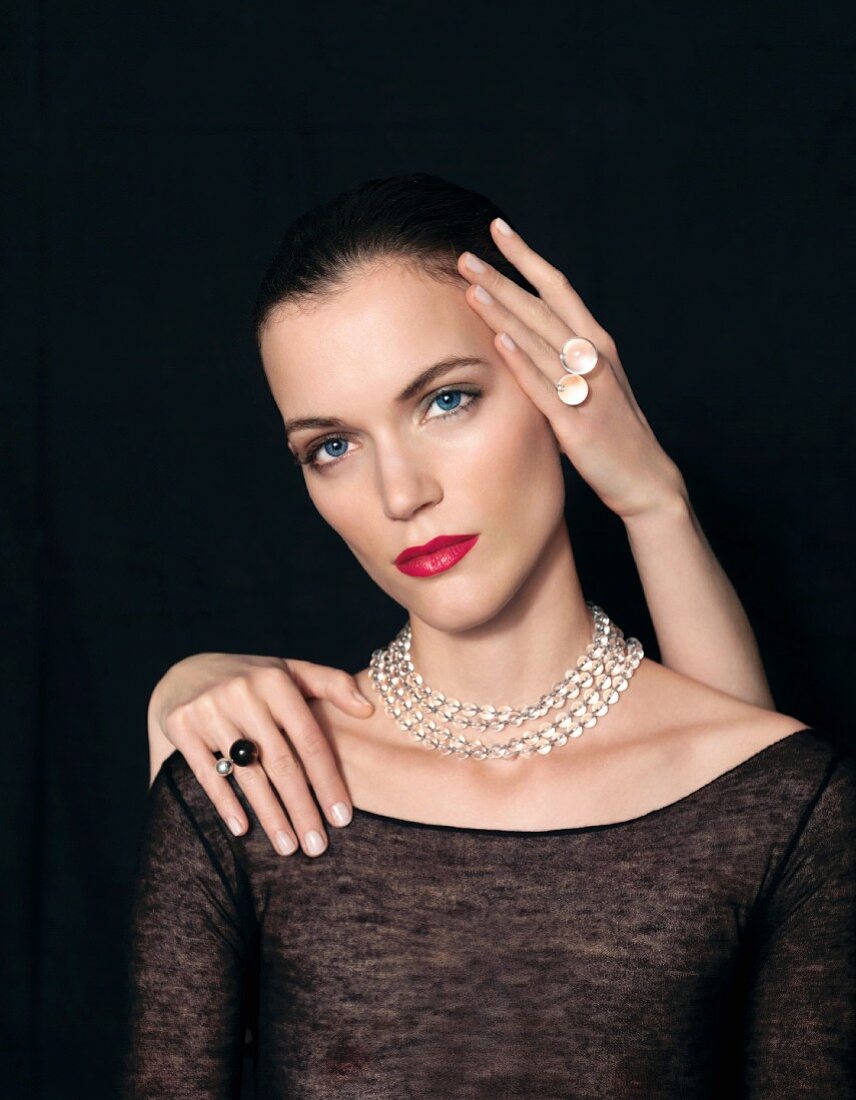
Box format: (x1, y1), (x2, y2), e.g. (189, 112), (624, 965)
(741, 752), (856, 1096)
(119, 756), (258, 1099)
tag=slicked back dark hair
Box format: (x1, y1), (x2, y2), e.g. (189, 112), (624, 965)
(250, 172), (536, 344)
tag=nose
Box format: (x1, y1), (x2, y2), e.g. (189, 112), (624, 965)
(375, 438), (443, 522)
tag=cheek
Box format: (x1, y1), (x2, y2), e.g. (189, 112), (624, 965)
(305, 478), (387, 588)
(465, 395), (563, 521)
(302, 392), (563, 580)
(306, 480), (363, 541)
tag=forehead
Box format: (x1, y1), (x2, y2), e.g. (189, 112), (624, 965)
(260, 260), (478, 413)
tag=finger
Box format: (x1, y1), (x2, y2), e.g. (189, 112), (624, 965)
(487, 218), (613, 349)
(457, 250), (572, 355)
(600, 341), (648, 422)
(460, 248), (635, 413)
(180, 736), (256, 841)
(460, 253), (610, 416)
(221, 746), (325, 858)
(466, 281), (605, 401)
(284, 657), (374, 717)
(216, 674), (333, 856)
(262, 666), (357, 831)
(490, 329), (576, 423)
(172, 696), (304, 855)
(465, 280), (561, 371)
(165, 700), (252, 835)
(484, 222), (646, 420)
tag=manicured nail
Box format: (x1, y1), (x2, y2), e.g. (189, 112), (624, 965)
(305, 829), (326, 855)
(464, 252), (486, 273)
(331, 801), (352, 826)
(494, 217), (514, 236)
(500, 332), (516, 351)
(276, 830), (297, 855)
(474, 284), (492, 304)
(228, 816), (244, 836)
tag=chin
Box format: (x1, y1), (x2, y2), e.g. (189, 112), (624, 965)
(403, 569), (524, 636)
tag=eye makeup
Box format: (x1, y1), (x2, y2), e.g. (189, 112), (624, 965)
(293, 384), (484, 471)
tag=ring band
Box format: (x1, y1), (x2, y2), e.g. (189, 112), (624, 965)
(556, 336), (598, 406)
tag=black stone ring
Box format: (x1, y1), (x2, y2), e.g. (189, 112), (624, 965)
(229, 738), (259, 768)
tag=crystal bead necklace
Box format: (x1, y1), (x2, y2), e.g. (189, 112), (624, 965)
(367, 602), (644, 761)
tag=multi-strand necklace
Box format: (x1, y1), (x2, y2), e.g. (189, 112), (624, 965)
(367, 601), (644, 761)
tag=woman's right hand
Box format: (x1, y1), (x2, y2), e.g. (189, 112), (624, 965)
(147, 652), (375, 857)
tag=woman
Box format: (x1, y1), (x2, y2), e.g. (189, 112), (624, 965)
(122, 173), (855, 1097)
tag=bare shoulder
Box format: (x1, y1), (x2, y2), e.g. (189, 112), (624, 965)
(304, 657), (812, 830)
(633, 659), (810, 774)
(313, 657), (810, 773)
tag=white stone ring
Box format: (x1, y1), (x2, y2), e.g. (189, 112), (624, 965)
(555, 336), (599, 406)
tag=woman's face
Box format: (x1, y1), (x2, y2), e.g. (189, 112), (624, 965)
(260, 257), (566, 633)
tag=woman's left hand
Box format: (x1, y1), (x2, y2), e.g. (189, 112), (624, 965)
(458, 219), (687, 521)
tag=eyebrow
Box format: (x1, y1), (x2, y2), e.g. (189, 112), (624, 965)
(283, 356), (490, 439)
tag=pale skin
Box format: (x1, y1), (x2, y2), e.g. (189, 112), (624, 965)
(148, 216), (804, 856)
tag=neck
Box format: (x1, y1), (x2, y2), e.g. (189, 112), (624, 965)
(406, 521), (594, 706)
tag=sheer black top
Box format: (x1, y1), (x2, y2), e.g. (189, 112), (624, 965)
(120, 726), (856, 1098)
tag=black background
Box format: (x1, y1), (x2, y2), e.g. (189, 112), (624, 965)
(4, 2), (854, 1096)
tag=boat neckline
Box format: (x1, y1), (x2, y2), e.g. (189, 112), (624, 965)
(349, 727), (816, 836)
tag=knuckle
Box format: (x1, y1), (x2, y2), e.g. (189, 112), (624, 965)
(250, 664), (287, 692)
(234, 764), (262, 788)
(536, 333), (556, 360)
(265, 751), (299, 780)
(600, 359), (620, 389)
(535, 295), (555, 322)
(550, 267), (570, 290)
(224, 676), (254, 706)
(337, 669), (358, 691)
(164, 703), (195, 738)
(193, 693), (219, 720)
(294, 726), (329, 759)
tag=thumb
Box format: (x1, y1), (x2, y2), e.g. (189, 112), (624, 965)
(341, 676), (375, 716)
(284, 658), (375, 717)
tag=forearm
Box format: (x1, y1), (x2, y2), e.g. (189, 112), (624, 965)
(624, 494), (775, 709)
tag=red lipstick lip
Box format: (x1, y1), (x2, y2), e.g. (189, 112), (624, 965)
(395, 535), (480, 577)
(394, 533), (479, 565)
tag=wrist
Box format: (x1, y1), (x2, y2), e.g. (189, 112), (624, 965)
(621, 488), (692, 535)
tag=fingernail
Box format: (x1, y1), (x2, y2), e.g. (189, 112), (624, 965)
(474, 284), (492, 304)
(305, 830), (326, 856)
(500, 332), (516, 351)
(228, 816), (244, 836)
(464, 252), (486, 273)
(331, 801), (352, 826)
(351, 688), (372, 707)
(494, 217), (514, 236)
(276, 830), (297, 855)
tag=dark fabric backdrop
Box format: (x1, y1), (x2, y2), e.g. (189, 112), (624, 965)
(4, 2), (854, 1096)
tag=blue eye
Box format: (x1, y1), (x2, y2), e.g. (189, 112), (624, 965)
(316, 439), (348, 461)
(299, 385), (482, 470)
(433, 390), (464, 413)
